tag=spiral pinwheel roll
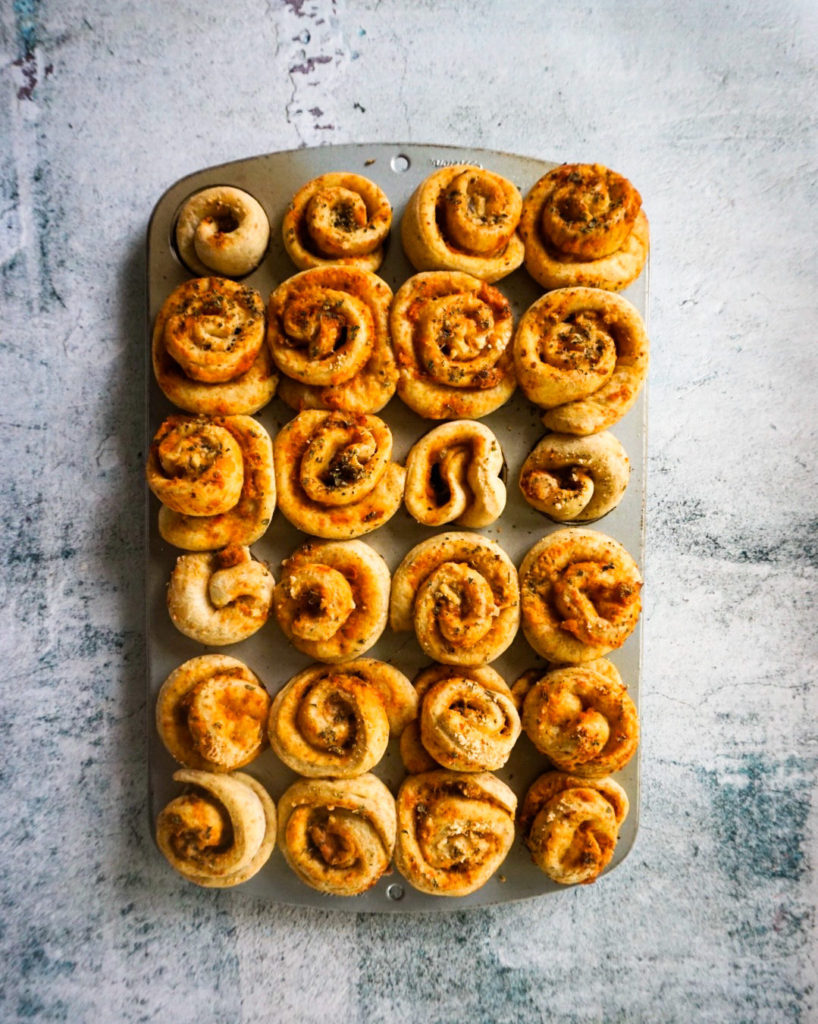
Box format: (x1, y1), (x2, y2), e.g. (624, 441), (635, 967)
(394, 770), (516, 896)
(519, 163), (648, 292)
(277, 774), (396, 895)
(268, 659), (417, 777)
(519, 528), (642, 663)
(519, 431), (630, 522)
(282, 173), (392, 272)
(390, 532), (519, 665)
(156, 654), (272, 772)
(274, 410), (404, 538)
(391, 271), (516, 419)
(175, 185), (269, 277)
(519, 771), (628, 885)
(401, 165), (524, 283)
(156, 769), (276, 887)
(274, 539), (390, 662)
(404, 420), (506, 528)
(152, 277), (277, 415)
(147, 414), (275, 550)
(518, 659), (639, 776)
(514, 287), (649, 436)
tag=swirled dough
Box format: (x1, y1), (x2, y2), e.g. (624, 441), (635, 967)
(404, 420), (506, 527)
(274, 539), (390, 662)
(391, 271), (516, 419)
(267, 266), (397, 413)
(519, 528), (642, 663)
(401, 165), (524, 283)
(277, 774), (396, 895)
(519, 771), (628, 885)
(166, 545), (274, 645)
(519, 164), (648, 292)
(147, 414), (276, 550)
(274, 410), (405, 538)
(390, 532), (520, 665)
(514, 287), (649, 435)
(268, 658), (417, 778)
(156, 654), (271, 772)
(152, 277), (277, 415)
(156, 769), (276, 887)
(282, 173), (392, 272)
(519, 659), (639, 776)
(175, 186), (270, 277)
(394, 770), (516, 896)
(519, 431), (630, 522)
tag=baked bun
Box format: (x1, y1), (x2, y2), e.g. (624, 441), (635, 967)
(175, 186), (270, 277)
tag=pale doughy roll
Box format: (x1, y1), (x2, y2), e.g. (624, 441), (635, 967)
(391, 271), (516, 419)
(274, 410), (404, 538)
(391, 532), (520, 665)
(175, 186), (270, 277)
(156, 654), (271, 772)
(519, 771), (628, 885)
(394, 770), (516, 896)
(274, 539), (389, 662)
(282, 173), (392, 272)
(514, 287), (649, 435)
(156, 769), (276, 887)
(268, 659), (417, 778)
(519, 431), (629, 522)
(277, 774), (396, 895)
(401, 165), (524, 283)
(267, 269), (395, 415)
(152, 277), (277, 415)
(147, 414), (275, 551)
(519, 528), (642, 663)
(519, 659), (639, 776)
(167, 545), (274, 645)
(404, 420), (506, 528)
(520, 164), (648, 292)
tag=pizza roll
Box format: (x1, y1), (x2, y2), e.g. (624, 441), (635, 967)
(175, 186), (270, 277)
(514, 287), (649, 435)
(152, 277), (277, 415)
(520, 164), (648, 292)
(273, 539), (390, 662)
(282, 173), (392, 272)
(404, 420), (506, 528)
(268, 659), (417, 778)
(401, 165), (524, 283)
(277, 774), (396, 895)
(274, 410), (404, 538)
(390, 532), (519, 665)
(519, 431), (629, 522)
(267, 266), (397, 414)
(391, 271), (516, 419)
(519, 528), (642, 663)
(156, 769), (276, 887)
(519, 771), (628, 885)
(394, 770), (516, 896)
(147, 414), (275, 550)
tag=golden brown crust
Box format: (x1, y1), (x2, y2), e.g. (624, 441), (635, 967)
(175, 186), (270, 277)
(514, 287), (649, 435)
(267, 267), (397, 414)
(273, 539), (390, 662)
(390, 532), (520, 666)
(274, 410), (404, 538)
(394, 770), (516, 896)
(277, 774), (396, 895)
(282, 173), (392, 272)
(519, 528), (642, 663)
(391, 271), (516, 420)
(148, 414), (275, 551)
(400, 165), (524, 283)
(519, 431), (630, 522)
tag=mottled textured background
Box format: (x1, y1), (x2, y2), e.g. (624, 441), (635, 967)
(2, 1), (817, 1021)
